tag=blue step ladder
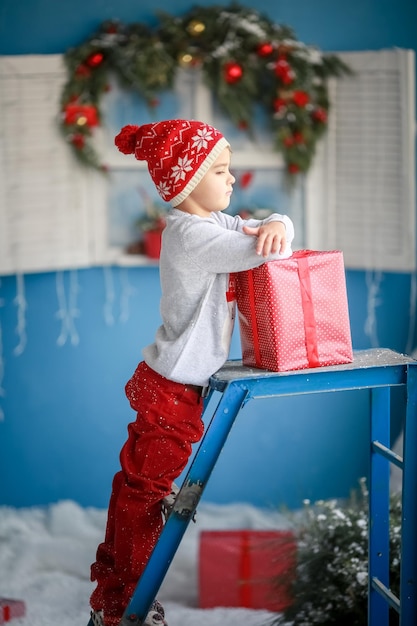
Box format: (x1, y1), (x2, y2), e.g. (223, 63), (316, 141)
(116, 348), (416, 626)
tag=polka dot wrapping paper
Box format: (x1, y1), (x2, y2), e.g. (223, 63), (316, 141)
(234, 250), (353, 372)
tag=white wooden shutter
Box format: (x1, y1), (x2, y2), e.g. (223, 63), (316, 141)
(0, 55), (94, 275)
(306, 49), (416, 271)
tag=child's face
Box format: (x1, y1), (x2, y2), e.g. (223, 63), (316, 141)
(178, 147), (235, 217)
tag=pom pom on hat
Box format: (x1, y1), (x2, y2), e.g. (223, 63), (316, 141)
(114, 125), (140, 154)
(114, 119), (229, 206)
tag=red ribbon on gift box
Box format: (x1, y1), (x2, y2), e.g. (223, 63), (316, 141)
(295, 252), (320, 367)
(246, 271), (262, 366)
(238, 530), (253, 607)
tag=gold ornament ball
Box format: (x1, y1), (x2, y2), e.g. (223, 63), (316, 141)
(178, 50), (201, 68)
(178, 52), (194, 68)
(187, 19), (205, 36)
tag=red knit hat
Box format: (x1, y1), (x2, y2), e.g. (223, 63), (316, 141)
(114, 119), (230, 206)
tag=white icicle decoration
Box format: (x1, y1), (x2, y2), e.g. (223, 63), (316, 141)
(364, 270), (383, 347)
(13, 273), (27, 356)
(0, 281), (4, 421)
(119, 268), (136, 323)
(405, 271), (416, 355)
(103, 266), (115, 326)
(55, 270), (80, 346)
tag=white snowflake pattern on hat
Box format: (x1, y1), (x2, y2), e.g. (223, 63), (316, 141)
(191, 127), (214, 151)
(171, 155), (194, 183)
(157, 180), (171, 199)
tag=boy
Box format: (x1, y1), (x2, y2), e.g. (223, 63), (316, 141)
(89, 119), (294, 626)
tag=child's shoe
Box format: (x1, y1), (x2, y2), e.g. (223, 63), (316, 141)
(161, 483), (180, 522)
(161, 482), (197, 523)
(89, 599), (167, 626)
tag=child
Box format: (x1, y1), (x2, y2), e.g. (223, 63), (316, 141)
(89, 119), (295, 626)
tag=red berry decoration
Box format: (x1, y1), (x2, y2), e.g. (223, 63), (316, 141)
(312, 107), (328, 123)
(71, 134), (86, 149)
(224, 61), (243, 84)
(273, 98), (287, 113)
(288, 163), (300, 174)
(75, 64), (91, 78)
(239, 171), (253, 189)
(293, 131), (304, 144)
(106, 23), (119, 34)
(274, 57), (294, 85)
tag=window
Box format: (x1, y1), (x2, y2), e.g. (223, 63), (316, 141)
(0, 49), (415, 274)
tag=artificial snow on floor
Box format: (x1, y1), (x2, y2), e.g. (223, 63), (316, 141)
(0, 500), (292, 626)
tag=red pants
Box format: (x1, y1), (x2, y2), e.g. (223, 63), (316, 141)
(90, 361), (205, 625)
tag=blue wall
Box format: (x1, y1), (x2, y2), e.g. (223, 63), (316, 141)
(0, 0), (416, 510)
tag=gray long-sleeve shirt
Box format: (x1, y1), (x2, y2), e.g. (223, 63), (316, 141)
(143, 208), (295, 386)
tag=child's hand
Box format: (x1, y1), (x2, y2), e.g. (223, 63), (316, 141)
(243, 221), (288, 257)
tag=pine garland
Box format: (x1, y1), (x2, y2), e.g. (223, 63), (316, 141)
(59, 3), (351, 178)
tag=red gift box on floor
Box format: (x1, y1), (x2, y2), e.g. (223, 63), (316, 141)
(234, 250), (353, 372)
(198, 530), (296, 611)
(0, 599), (26, 624)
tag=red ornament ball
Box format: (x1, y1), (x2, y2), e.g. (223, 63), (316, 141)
(224, 61), (243, 84)
(87, 52), (104, 68)
(256, 42), (274, 57)
(312, 107), (328, 123)
(288, 163), (300, 174)
(292, 90), (310, 107)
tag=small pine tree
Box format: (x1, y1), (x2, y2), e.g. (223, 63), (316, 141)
(272, 479), (401, 626)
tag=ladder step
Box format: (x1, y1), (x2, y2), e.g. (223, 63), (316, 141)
(371, 576), (400, 613)
(372, 440), (403, 469)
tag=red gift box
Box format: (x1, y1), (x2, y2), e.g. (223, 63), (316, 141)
(234, 250), (353, 372)
(0, 599), (26, 624)
(198, 530), (296, 611)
